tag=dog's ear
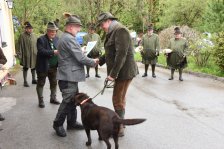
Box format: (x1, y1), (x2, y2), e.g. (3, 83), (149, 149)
(73, 94), (80, 106)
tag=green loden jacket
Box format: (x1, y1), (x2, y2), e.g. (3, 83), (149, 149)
(167, 37), (188, 69)
(83, 32), (102, 58)
(99, 22), (138, 80)
(18, 32), (37, 68)
(141, 33), (160, 64)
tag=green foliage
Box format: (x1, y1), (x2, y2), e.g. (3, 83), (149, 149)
(201, 0), (224, 33)
(13, 0), (64, 30)
(158, 0), (207, 29)
(213, 31), (224, 71)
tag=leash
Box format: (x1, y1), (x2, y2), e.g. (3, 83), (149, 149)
(80, 79), (114, 105)
(92, 78), (114, 99)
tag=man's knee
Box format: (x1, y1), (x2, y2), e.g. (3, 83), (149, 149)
(37, 79), (46, 87)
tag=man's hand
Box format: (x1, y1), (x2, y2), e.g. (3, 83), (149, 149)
(54, 50), (58, 55)
(107, 75), (114, 81)
(94, 58), (99, 65)
(82, 46), (87, 54)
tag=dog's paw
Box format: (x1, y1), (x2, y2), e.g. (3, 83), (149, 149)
(86, 141), (91, 146)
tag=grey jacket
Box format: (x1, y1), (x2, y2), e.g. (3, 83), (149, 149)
(56, 32), (95, 82)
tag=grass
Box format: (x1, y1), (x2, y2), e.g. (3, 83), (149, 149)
(134, 52), (224, 77)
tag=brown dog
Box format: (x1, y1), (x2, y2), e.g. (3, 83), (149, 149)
(73, 93), (146, 149)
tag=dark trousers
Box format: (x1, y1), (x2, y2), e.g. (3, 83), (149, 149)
(23, 67), (36, 82)
(36, 67), (57, 99)
(53, 81), (78, 127)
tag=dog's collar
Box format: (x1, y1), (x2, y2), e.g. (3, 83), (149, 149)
(80, 98), (91, 105)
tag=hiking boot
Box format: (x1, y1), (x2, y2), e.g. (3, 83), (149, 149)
(152, 73), (156, 78)
(24, 81), (29, 87)
(168, 77), (174, 80)
(50, 96), (60, 105)
(53, 125), (67, 137)
(95, 74), (101, 78)
(85, 74), (90, 78)
(0, 114), (5, 121)
(32, 80), (37, 84)
(142, 73), (147, 77)
(67, 122), (84, 130)
(179, 77), (183, 81)
(39, 98), (45, 108)
(118, 124), (124, 137)
(50, 99), (60, 105)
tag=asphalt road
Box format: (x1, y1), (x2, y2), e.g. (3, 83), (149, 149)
(0, 64), (224, 149)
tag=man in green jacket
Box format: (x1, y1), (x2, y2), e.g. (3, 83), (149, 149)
(18, 22), (37, 87)
(141, 24), (160, 78)
(167, 27), (188, 81)
(97, 12), (139, 137)
(83, 24), (102, 78)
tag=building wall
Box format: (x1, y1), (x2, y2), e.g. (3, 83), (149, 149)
(0, 0), (16, 68)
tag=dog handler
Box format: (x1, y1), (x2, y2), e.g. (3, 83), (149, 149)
(97, 12), (138, 137)
(53, 15), (98, 137)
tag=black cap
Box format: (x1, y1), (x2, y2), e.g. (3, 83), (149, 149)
(174, 27), (182, 34)
(148, 24), (153, 30)
(24, 22), (33, 29)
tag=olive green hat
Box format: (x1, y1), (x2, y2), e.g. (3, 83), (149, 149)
(88, 23), (96, 30)
(148, 24), (153, 30)
(66, 15), (82, 26)
(97, 12), (117, 26)
(47, 21), (58, 30)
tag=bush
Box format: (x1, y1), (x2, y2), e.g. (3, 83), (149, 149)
(189, 33), (214, 67)
(158, 25), (199, 49)
(213, 31), (224, 71)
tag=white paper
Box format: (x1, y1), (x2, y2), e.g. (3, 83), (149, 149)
(83, 41), (97, 55)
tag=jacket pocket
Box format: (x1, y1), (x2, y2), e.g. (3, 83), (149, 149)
(71, 66), (82, 71)
(105, 40), (115, 47)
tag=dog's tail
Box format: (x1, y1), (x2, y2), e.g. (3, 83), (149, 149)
(114, 118), (146, 125)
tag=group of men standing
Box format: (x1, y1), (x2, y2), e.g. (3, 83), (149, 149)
(140, 25), (188, 81)
(16, 11), (188, 138)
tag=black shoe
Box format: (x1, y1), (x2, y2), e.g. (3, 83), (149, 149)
(179, 77), (183, 81)
(67, 122), (84, 130)
(142, 73), (147, 77)
(168, 77), (174, 80)
(32, 80), (37, 84)
(39, 100), (45, 108)
(152, 73), (156, 78)
(85, 74), (90, 78)
(53, 125), (67, 137)
(0, 114), (5, 121)
(95, 74), (101, 78)
(50, 99), (60, 105)
(24, 81), (29, 87)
